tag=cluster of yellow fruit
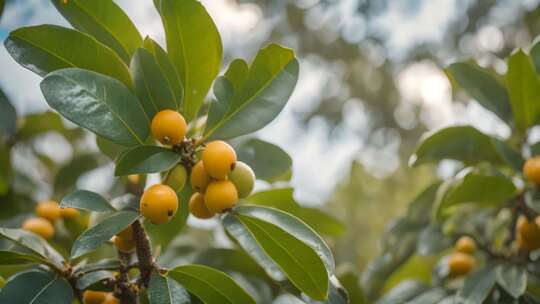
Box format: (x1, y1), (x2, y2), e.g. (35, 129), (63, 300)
(82, 290), (118, 304)
(516, 215), (540, 251)
(448, 236), (476, 277)
(138, 110), (255, 225)
(21, 200), (79, 239)
(111, 225), (135, 253)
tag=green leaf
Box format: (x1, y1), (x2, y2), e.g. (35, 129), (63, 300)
(0, 270), (73, 304)
(416, 225), (450, 256)
(54, 153), (105, 196)
(40, 68), (149, 146)
(434, 170), (516, 219)
(491, 139), (524, 172)
(18, 111), (82, 141)
(76, 270), (112, 290)
(456, 268), (496, 304)
(131, 48), (179, 118)
(405, 287), (448, 304)
(411, 126), (502, 166)
(375, 280), (427, 304)
(160, 0), (222, 121)
(229, 210), (329, 300)
(300, 207), (345, 237)
(224, 59), (250, 92)
(143, 37), (183, 107)
(446, 62), (512, 124)
(168, 264), (255, 304)
(0, 88), (16, 141)
(149, 272), (190, 304)
(115, 145), (181, 176)
(0, 228), (64, 265)
(337, 270), (367, 304)
(496, 264), (527, 299)
(96, 135), (128, 161)
(51, 0), (142, 63)
(71, 210), (139, 258)
(60, 190), (115, 212)
(506, 49), (540, 131)
(206, 44), (299, 139)
(235, 138), (292, 181)
(236, 205), (335, 273)
(0, 250), (49, 266)
(4, 24), (131, 87)
(0, 146), (10, 196)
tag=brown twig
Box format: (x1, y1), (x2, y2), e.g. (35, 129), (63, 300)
(131, 220), (155, 288)
(115, 251), (138, 304)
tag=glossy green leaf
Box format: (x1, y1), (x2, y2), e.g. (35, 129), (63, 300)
(416, 225), (450, 256)
(375, 280), (427, 304)
(149, 272), (190, 304)
(231, 212), (329, 300)
(0, 88), (16, 141)
(0, 228), (64, 265)
(60, 190), (115, 212)
(5, 24), (131, 87)
(71, 210), (139, 258)
(492, 139), (524, 172)
(411, 126), (502, 166)
(131, 48), (179, 118)
(18, 111), (82, 141)
(496, 264), (527, 299)
(143, 37), (183, 109)
(300, 207), (345, 237)
(0, 250), (49, 266)
(194, 248), (270, 282)
(338, 270), (367, 304)
(51, 0), (142, 63)
(40, 68), (149, 146)
(405, 287), (448, 304)
(235, 138), (292, 181)
(76, 270), (112, 290)
(206, 44), (299, 139)
(506, 49), (540, 131)
(224, 59), (250, 92)
(0, 146), (10, 196)
(446, 62), (512, 124)
(96, 135), (128, 161)
(0, 270), (73, 304)
(115, 145), (181, 176)
(168, 264), (255, 304)
(54, 153), (105, 196)
(456, 268), (496, 304)
(434, 170), (516, 219)
(160, 0), (222, 121)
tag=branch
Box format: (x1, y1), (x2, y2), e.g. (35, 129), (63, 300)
(131, 219), (155, 288)
(115, 251), (138, 304)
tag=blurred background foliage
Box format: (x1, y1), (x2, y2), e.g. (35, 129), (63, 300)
(2, 0), (540, 301)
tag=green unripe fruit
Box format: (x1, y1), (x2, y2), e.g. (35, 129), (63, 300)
(165, 165), (187, 192)
(228, 161), (255, 198)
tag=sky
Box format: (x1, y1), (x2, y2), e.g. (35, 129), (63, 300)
(0, 0), (526, 204)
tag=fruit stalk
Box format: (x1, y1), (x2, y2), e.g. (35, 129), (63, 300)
(131, 219), (155, 287)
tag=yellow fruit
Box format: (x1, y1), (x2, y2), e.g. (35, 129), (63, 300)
(190, 161), (211, 193)
(151, 110), (187, 145)
(60, 207), (80, 219)
(448, 252), (475, 277)
(116, 226), (133, 240)
(165, 165), (187, 192)
(202, 141), (237, 179)
(103, 293), (119, 304)
(82, 290), (108, 304)
(516, 215), (540, 251)
(454, 236), (476, 254)
(35, 200), (61, 222)
(128, 174), (140, 184)
(189, 193), (214, 219)
(205, 180), (238, 213)
(228, 161), (255, 198)
(140, 184), (179, 224)
(524, 156), (540, 185)
(22, 217), (55, 239)
(112, 236), (135, 253)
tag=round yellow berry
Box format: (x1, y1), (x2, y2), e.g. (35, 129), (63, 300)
(454, 236), (476, 254)
(189, 193), (214, 219)
(60, 207), (80, 219)
(151, 110), (187, 145)
(116, 225), (133, 240)
(103, 293), (119, 304)
(22, 217), (55, 239)
(516, 215), (540, 251)
(448, 252), (475, 277)
(202, 141), (237, 179)
(190, 161), (211, 193)
(82, 290), (108, 304)
(35, 200), (61, 222)
(112, 236), (135, 253)
(228, 161), (255, 198)
(140, 184), (179, 225)
(205, 180), (238, 214)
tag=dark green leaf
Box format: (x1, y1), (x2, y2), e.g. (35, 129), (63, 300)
(206, 78), (234, 131)
(446, 62), (512, 124)
(96, 135), (128, 161)
(168, 264), (255, 304)
(0, 270), (73, 304)
(143, 37), (183, 107)
(131, 48), (179, 118)
(416, 225), (450, 256)
(531, 40), (540, 73)
(0, 147), (10, 196)
(0, 250), (49, 266)
(456, 268), (496, 304)
(61, 190), (115, 212)
(506, 49), (540, 131)
(337, 270), (367, 304)
(375, 280), (427, 304)
(496, 264), (527, 299)
(405, 287), (447, 304)
(4, 24), (131, 87)
(0, 88), (16, 141)
(0, 228), (64, 264)
(235, 138), (292, 181)
(149, 272), (190, 304)
(54, 153), (105, 196)
(51, 0), (142, 63)
(40, 68), (149, 146)
(411, 126), (502, 166)
(76, 270), (112, 290)
(206, 44), (299, 139)
(224, 59), (249, 93)
(160, 0), (222, 121)
(71, 210), (139, 258)
(491, 139), (524, 172)
(115, 145), (181, 176)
